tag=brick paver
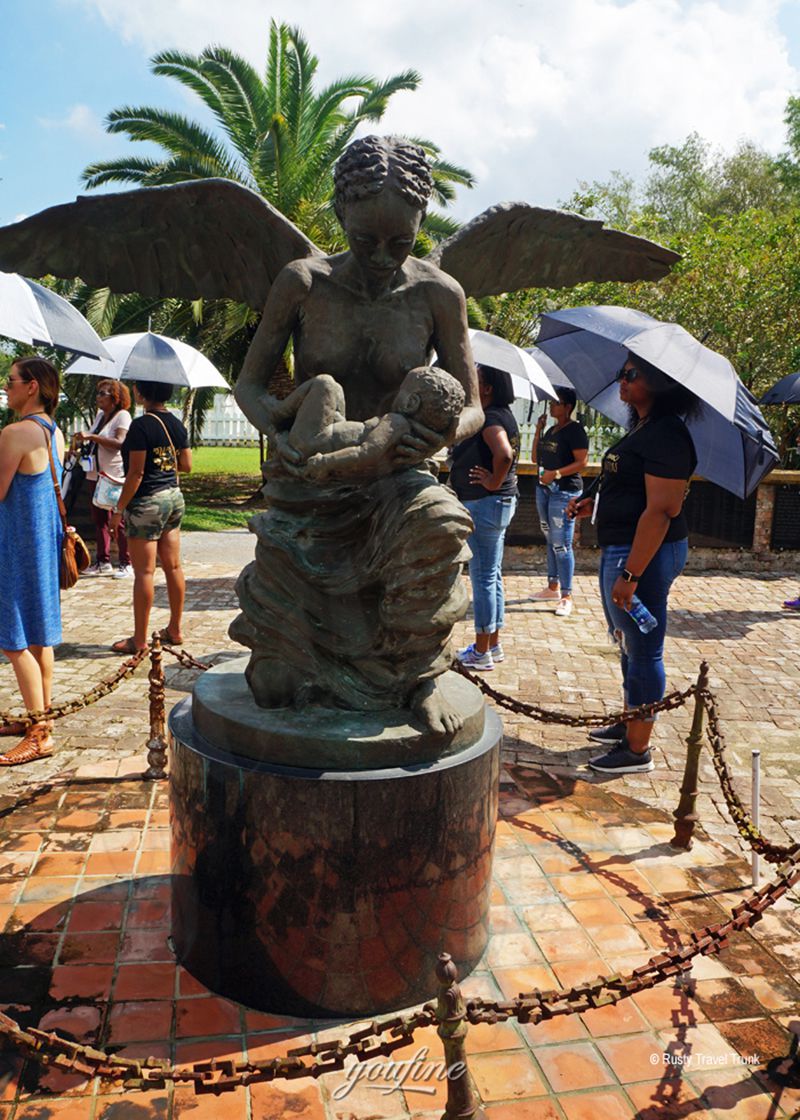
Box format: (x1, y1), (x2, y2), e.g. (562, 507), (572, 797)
(0, 531), (798, 1118)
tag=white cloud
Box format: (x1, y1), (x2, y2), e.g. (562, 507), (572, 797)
(71, 0), (799, 218)
(37, 103), (107, 142)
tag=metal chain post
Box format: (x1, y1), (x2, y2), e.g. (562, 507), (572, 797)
(670, 661), (709, 850)
(144, 632), (168, 780)
(435, 953), (486, 1120)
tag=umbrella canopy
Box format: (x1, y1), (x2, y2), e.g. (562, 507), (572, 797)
(468, 329), (557, 402)
(65, 331), (228, 389)
(536, 306), (778, 499)
(0, 270), (112, 360)
(760, 371), (800, 405)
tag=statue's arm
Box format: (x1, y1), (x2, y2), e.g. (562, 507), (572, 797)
(430, 279), (483, 444)
(236, 262), (311, 433)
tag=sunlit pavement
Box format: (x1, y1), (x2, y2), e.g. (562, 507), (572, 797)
(0, 532), (799, 1118)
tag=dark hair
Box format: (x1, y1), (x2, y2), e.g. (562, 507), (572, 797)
(477, 363), (515, 408)
(135, 380), (173, 403)
(626, 352), (703, 426)
(333, 136), (433, 223)
(556, 386), (577, 409)
(97, 379), (131, 413)
(12, 356), (60, 416)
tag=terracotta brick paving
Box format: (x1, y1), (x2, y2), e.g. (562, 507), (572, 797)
(0, 532), (799, 1117)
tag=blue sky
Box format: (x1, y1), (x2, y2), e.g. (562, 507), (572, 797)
(2, 0), (800, 231)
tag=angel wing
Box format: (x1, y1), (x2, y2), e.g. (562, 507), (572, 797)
(0, 179), (322, 312)
(0, 182), (677, 310)
(426, 203), (679, 297)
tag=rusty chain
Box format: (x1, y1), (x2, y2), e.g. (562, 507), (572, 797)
(0, 1001), (437, 1093)
(0, 649), (147, 732)
(466, 850), (800, 1026)
(456, 661), (696, 727)
(160, 645), (212, 672)
(700, 690), (800, 865)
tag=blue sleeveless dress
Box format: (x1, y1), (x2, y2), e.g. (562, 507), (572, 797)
(0, 416), (63, 651)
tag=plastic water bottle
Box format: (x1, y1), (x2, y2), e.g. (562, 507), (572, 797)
(538, 466), (558, 493)
(627, 595), (658, 634)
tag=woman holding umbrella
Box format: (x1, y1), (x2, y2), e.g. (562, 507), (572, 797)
(451, 363), (520, 670)
(567, 353), (700, 774)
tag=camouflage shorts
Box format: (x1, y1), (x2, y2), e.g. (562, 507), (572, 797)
(125, 488), (185, 540)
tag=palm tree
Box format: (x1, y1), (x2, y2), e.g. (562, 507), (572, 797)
(83, 21), (473, 250)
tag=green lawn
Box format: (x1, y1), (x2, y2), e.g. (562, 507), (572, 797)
(182, 445), (264, 531)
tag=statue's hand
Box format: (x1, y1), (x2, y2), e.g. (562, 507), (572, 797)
(392, 418), (448, 465)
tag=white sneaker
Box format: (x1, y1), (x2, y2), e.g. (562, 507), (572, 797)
(554, 597), (573, 617)
(532, 587), (560, 601)
(456, 644), (494, 670)
(113, 564), (133, 579)
(490, 642), (505, 663)
(84, 562), (113, 577)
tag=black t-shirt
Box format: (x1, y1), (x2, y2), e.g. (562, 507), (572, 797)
(536, 420), (588, 494)
(450, 406), (520, 502)
(596, 415), (697, 546)
(122, 411), (190, 500)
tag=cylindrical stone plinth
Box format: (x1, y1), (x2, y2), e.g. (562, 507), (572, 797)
(168, 667), (500, 1018)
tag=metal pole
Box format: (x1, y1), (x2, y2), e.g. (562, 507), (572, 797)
(670, 662), (710, 850)
(144, 633), (168, 780)
(752, 750), (761, 888)
(435, 953), (486, 1120)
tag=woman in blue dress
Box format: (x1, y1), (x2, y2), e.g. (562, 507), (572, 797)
(0, 357), (64, 766)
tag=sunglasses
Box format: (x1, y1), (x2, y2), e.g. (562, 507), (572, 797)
(616, 366), (641, 383)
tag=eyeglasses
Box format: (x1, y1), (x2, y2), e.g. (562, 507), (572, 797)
(616, 366), (641, 383)
(5, 377), (24, 386)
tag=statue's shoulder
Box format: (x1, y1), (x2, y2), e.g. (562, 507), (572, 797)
(405, 257), (466, 303)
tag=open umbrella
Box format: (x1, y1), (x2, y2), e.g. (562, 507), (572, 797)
(536, 306), (778, 499)
(64, 331), (229, 389)
(760, 372), (800, 405)
(469, 329), (557, 402)
(0, 270), (112, 360)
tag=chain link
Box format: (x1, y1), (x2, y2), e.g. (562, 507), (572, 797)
(466, 852), (800, 1026)
(160, 646), (212, 672)
(701, 690), (800, 864)
(0, 648), (147, 732)
(455, 661), (696, 727)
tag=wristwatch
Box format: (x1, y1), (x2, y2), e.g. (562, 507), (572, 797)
(554, 470), (562, 480)
(621, 568), (639, 583)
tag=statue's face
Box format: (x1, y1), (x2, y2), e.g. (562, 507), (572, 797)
(342, 191), (422, 286)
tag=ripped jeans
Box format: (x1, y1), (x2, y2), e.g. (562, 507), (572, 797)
(535, 485), (577, 594)
(599, 540), (688, 714)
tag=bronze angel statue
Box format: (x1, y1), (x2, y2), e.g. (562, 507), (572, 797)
(0, 135), (678, 736)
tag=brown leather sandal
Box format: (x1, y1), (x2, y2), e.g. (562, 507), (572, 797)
(157, 628), (183, 646)
(0, 726), (54, 766)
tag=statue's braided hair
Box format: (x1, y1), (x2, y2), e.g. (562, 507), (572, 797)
(333, 135), (434, 222)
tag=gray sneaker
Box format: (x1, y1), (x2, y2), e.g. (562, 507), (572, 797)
(588, 722), (627, 744)
(84, 561), (113, 577)
(113, 564), (133, 579)
(588, 745), (654, 774)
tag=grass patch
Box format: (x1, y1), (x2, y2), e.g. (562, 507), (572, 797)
(182, 446), (264, 531)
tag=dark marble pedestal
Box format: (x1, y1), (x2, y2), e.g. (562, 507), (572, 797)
(168, 661), (501, 1018)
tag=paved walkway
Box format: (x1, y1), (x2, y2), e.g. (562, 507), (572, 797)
(0, 532), (798, 1118)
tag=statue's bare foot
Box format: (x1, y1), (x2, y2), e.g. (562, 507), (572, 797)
(411, 677), (464, 735)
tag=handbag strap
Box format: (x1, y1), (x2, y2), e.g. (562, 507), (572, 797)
(146, 411), (180, 483)
(22, 416), (69, 533)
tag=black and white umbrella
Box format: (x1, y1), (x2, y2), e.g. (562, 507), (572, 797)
(0, 270), (112, 360)
(760, 372), (800, 405)
(65, 331), (228, 389)
(469, 329), (557, 402)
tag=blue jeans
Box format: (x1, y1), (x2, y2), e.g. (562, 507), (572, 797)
(463, 495), (518, 634)
(599, 539), (688, 713)
(535, 486), (577, 594)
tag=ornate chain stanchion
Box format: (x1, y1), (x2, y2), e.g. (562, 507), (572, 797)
(144, 632), (168, 780)
(434, 953), (486, 1120)
(670, 661), (709, 850)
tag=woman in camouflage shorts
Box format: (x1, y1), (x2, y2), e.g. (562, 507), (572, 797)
(110, 381), (192, 653)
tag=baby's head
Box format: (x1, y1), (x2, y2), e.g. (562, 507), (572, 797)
(393, 366), (465, 432)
